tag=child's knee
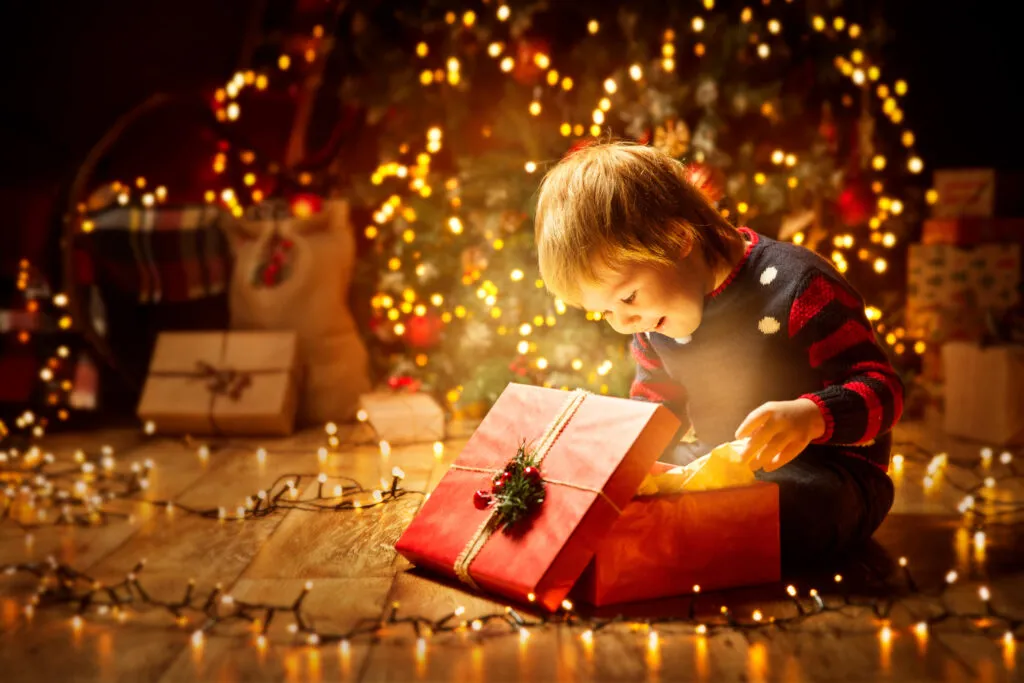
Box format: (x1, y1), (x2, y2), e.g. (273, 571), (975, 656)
(765, 454), (894, 562)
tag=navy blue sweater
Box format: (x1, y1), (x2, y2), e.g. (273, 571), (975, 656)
(630, 228), (904, 470)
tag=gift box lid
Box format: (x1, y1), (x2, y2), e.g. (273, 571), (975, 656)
(395, 383), (680, 612)
(359, 391), (444, 419)
(148, 331), (297, 373)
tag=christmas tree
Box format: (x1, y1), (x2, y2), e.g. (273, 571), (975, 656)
(336, 0), (929, 411)
(115, 1), (928, 413)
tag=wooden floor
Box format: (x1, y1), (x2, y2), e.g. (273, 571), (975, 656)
(1, 415), (1022, 682)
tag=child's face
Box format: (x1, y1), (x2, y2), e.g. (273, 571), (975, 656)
(578, 251), (712, 339)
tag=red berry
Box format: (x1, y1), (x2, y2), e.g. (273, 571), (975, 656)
(492, 473), (509, 494)
(522, 466), (542, 485)
(281, 238), (294, 249)
(473, 489), (492, 510)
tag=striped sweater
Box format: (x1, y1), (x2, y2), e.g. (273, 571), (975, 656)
(630, 228), (904, 470)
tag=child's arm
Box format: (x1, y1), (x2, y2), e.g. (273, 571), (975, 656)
(788, 271), (905, 446)
(629, 333), (690, 428)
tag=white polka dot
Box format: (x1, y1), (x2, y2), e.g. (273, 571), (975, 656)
(758, 316), (781, 335)
(760, 266), (778, 286)
(673, 336), (692, 345)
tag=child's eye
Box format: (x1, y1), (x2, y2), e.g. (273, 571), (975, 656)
(621, 291), (637, 305)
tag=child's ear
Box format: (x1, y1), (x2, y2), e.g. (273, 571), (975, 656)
(679, 234), (695, 260)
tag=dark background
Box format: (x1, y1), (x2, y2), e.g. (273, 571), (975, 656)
(2, 0), (1022, 273)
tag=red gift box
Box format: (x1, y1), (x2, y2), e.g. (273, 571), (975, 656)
(921, 218), (1024, 247)
(395, 384), (781, 611)
(573, 464), (780, 606)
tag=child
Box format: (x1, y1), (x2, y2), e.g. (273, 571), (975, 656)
(534, 142), (903, 570)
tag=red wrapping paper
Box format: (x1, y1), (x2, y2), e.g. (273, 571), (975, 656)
(395, 384), (680, 612)
(574, 462), (780, 606)
(921, 217), (1024, 246)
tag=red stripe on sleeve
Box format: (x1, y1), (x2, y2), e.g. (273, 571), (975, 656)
(849, 360), (895, 376)
(864, 371), (905, 424)
(846, 380), (884, 443)
(789, 275), (863, 338)
(807, 320), (874, 369)
(630, 380), (685, 404)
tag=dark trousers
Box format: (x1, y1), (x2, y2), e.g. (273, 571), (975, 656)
(671, 443), (895, 573)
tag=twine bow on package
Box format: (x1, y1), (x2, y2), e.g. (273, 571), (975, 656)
(395, 384), (780, 609)
(137, 331), (300, 436)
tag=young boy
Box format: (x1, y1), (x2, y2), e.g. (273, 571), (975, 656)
(534, 142), (903, 570)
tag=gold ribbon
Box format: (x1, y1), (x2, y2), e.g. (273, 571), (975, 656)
(451, 389), (619, 590)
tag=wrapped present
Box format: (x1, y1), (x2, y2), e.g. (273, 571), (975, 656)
(578, 440), (779, 606)
(137, 331), (300, 436)
(906, 243), (1020, 342)
(932, 168), (1024, 219)
(576, 473), (779, 606)
(943, 342), (1024, 445)
(395, 384), (780, 611)
(359, 391), (445, 445)
(922, 218), (1024, 247)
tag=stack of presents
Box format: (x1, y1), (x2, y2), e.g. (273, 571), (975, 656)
(907, 169), (1024, 445)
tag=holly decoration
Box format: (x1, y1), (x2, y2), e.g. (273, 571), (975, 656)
(253, 233), (295, 288)
(491, 470), (512, 494)
(478, 441), (547, 531)
(473, 489), (492, 510)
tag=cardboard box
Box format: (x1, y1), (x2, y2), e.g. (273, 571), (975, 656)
(395, 384), (780, 611)
(573, 461), (779, 606)
(943, 342), (1024, 445)
(137, 331), (300, 436)
(932, 169), (1024, 219)
(359, 391), (445, 445)
(922, 218), (1024, 247)
(906, 243), (1020, 342)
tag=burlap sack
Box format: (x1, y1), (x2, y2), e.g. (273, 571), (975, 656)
(225, 199), (370, 423)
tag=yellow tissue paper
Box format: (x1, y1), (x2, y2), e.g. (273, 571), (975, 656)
(636, 438), (755, 496)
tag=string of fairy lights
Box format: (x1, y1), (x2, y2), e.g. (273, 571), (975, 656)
(0, 421), (423, 531)
(2, 418), (1022, 661)
(3, 260), (79, 428)
(1, 550), (1021, 659)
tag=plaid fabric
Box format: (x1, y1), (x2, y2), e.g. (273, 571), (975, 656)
(75, 205), (230, 303)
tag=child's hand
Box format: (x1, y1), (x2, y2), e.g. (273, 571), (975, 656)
(734, 398), (826, 472)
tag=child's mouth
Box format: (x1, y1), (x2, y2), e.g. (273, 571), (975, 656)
(654, 316), (666, 332)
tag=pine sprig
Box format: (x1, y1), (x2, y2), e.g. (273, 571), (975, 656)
(492, 441), (546, 532)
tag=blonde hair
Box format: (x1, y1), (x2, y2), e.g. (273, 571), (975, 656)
(534, 141), (738, 306)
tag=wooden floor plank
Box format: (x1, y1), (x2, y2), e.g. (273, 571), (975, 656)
(242, 482), (421, 581)
(157, 632), (363, 683)
(0, 611), (188, 683)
